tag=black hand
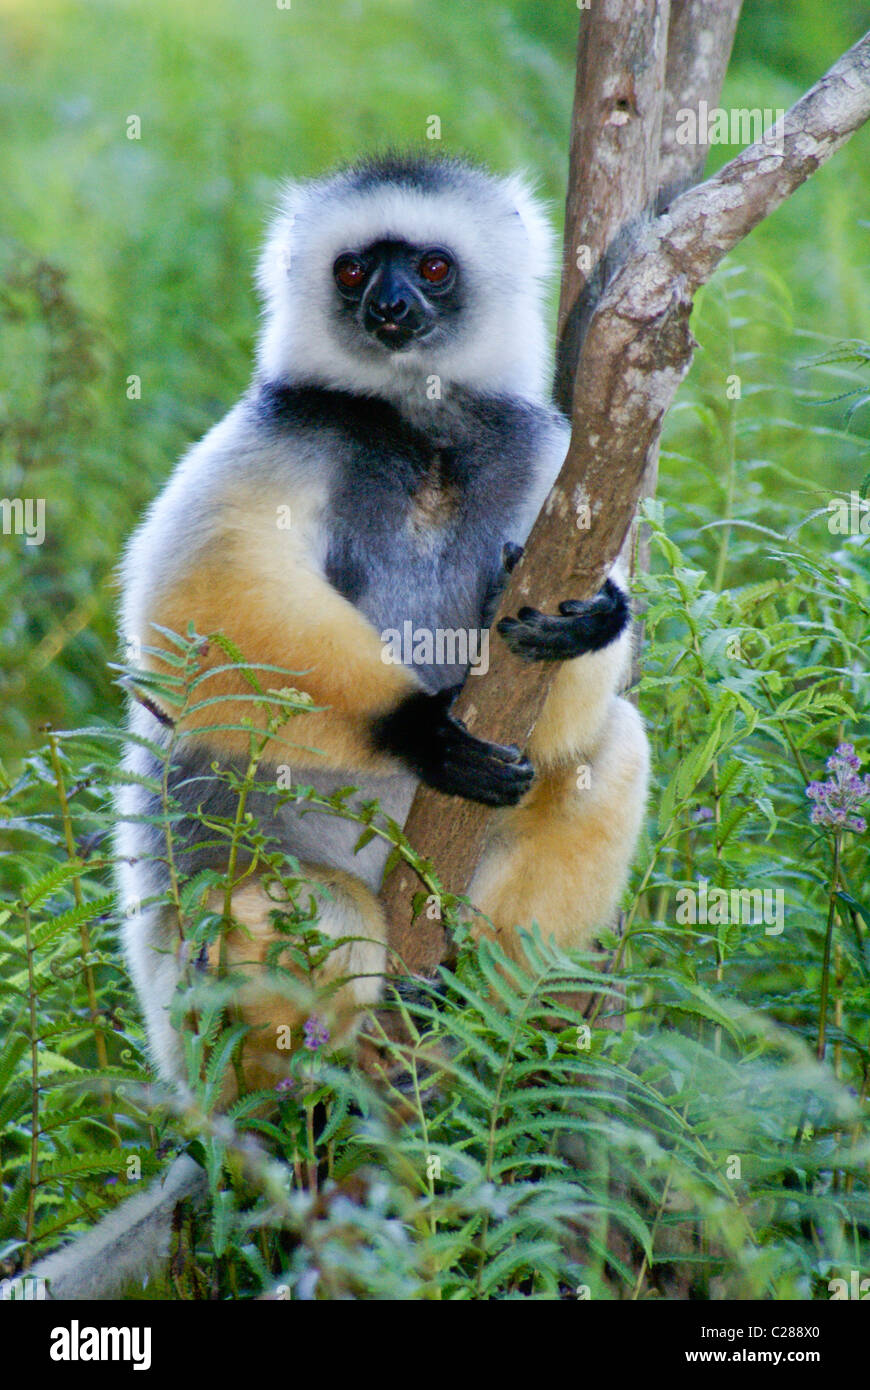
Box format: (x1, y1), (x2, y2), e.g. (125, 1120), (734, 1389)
(372, 686), (534, 807)
(502, 541), (524, 574)
(480, 541), (525, 629)
(497, 577), (629, 662)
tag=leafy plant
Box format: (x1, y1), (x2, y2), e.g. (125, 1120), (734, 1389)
(2, 498), (867, 1297)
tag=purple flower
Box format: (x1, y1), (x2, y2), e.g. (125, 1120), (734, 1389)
(303, 1015), (330, 1050)
(275, 1076), (296, 1094)
(830, 743), (860, 772)
(806, 743), (870, 834)
(691, 806), (714, 824)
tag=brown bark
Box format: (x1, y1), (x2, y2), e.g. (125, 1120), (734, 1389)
(632, 0), (742, 603)
(382, 22), (870, 977)
(554, 0), (672, 417)
(657, 0), (742, 209)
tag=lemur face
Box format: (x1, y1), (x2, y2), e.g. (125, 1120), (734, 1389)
(332, 238), (462, 353)
(257, 155), (557, 396)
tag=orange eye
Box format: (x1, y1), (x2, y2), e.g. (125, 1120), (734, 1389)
(334, 256), (366, 290)
(420, 253), (452, 285)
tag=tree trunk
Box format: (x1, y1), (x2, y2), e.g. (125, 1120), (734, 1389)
(382, 12), (870, 979)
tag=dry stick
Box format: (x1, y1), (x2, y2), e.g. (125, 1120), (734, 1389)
(382, 30), (870, 971)
(558, 1), (744, 705)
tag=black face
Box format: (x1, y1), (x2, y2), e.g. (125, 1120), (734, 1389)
(332, 238), (460, 352)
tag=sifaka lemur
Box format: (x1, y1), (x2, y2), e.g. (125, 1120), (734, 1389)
(34, 153), (649, 1298)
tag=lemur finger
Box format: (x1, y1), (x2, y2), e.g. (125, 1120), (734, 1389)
(436, 749), (534, 806)
(371, 689), (533, 806)
(502, 542), (524, 573)
(441, 733), (532, 784)
(498, 580), (629, 662)
(440, 726), (533, 779)
(482, 543), (525, 628)
(445, 757), (534, 806)
(559, 577), (625, 617)
(446, 733), (524, 765)
(434, 682), (464, 710)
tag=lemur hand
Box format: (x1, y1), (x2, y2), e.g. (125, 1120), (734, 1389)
(497, 577), (629, 662)
(372, 686), (534, 806)
(480, 541), (524, 628)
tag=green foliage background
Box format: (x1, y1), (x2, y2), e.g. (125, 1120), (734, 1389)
(0, 0), (868, 1300)
(1, 0), (869, 746)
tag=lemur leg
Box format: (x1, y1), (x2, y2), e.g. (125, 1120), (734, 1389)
(208, 869), (387, 1091)
(469, 621), (650, 962)
(124, 869), (387, 1093)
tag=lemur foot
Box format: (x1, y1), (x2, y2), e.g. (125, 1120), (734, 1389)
(372, 686), (534, 807)
(497, 577), (629, 662)
(391, 972), (451, 1020)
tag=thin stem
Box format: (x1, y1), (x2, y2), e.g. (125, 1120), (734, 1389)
(474, 965), (549, 1298)
(817, 833), (842, 1063)
(713, 321), (738, 594)
(47, 733), (119, 1147)
(409, 1053), (439, 1247)
(305, 1097), (317, 1194)
(844, 1063), (869, 1198)
(217, 723), (279, 1098)
(23, 907), (39, 1267)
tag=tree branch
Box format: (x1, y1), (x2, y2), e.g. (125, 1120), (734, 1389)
(631, 0), (743, 606)
(554, 0), (672, 416)
(657, 0), (742, 210)
(382, 25), (870, 975)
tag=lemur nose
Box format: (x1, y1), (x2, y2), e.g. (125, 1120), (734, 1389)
(372, 296), (408, 323)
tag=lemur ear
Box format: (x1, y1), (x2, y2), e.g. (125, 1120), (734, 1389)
(256, 181), (303, 304)
(503, 172), (556, 284)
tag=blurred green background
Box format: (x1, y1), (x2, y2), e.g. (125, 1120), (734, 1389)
(1, 0), (869, 754)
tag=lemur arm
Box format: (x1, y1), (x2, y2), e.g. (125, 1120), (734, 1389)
(136, 487), (532, 804)
(144, 536), (416, 766)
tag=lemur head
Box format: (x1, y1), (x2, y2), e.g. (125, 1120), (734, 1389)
(256, 153), (556, 401)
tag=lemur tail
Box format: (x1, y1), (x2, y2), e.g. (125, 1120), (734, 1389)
(30, 1155), (206, 1300)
